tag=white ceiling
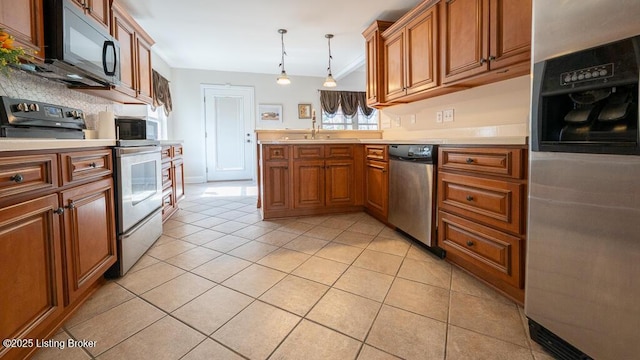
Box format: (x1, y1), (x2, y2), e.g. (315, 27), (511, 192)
(116, 0), (422, 79)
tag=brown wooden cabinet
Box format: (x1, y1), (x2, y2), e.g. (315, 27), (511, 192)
(437, 146), (527, 304)
(441, 0), (531, 85)
(0, 195), (65, 360)
(111, 1), (155, 105)
(161, 143), (185, 222)
(0, 0), (45, 61)
(0, 147), (115, 360)
(260, 144), (363, 219)
(364, 145), (389, 222)
(363, 21), (393, 107)
(70, 0), (110, 29)
(382, 1), (439, 102)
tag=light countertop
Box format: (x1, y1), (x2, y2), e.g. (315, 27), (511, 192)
(0, 139), (117, 152)
(258, 136), (528, 146)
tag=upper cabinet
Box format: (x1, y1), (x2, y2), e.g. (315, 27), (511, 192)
(382, 1), (439, 102)
(363, 0), (531, 107)
(441, 0), (531, 84)
(363, 21), (393, 107)
(111, 1), (155, 104)
(0, 0), (45, 61)
(70, 0), (110, 29)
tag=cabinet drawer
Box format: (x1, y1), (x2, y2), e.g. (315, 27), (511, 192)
(265, 145), (289, 160)
(0, 154), (58, 201)
(173, 144), (184, 157)
(365, 145), (387, 161)
(162, 161), (172, 190)
(438, 172), (524, 234)
(325, 145), (354, 158)
(161, 188), (175, 220)
(439, 147), (525, 179)
(439, 212), (523, 288)
(161, 145), (172, 161)
(60, 149), (112, 186)
(294, 145), (324, 159)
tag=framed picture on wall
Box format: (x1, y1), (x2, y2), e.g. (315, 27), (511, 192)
(258, 104), (282, 122)
(298, 103), (312, 119)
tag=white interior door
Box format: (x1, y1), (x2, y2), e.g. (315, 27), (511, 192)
(203, 85), (255, 181)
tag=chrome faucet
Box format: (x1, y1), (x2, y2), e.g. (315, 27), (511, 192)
(311, 111), (319, 139)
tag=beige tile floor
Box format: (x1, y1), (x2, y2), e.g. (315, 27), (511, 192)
(33, 182), (557, 360)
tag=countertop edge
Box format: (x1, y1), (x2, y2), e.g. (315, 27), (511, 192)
(0, 139), (117, 152)
(258, 136), (528, 146)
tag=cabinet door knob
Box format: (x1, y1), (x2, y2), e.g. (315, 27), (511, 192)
(65, 202), (75, 210)
(54, 207), (64, 215)
(488, 55), (496, 61)
(466, 240), (474, 246)
(480, 58), (487, 65)
(10, 174), (24, 183)
(465, 158), (474, 164)
(466, 195), (474, 201)
(89, 162), (97, 168)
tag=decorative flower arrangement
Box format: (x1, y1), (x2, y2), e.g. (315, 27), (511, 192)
(0, 29), (27, 72)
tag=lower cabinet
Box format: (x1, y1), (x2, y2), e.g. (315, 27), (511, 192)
(0, 195), (65, 360)
(437, 146), (527, 304)
(60, 178), (117, 305)
(0, 148), (116, 360)
(364, 145), (389, 222)
(161, 143), (185, 222)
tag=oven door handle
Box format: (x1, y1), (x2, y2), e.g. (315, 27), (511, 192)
(102, 40), (117, 76)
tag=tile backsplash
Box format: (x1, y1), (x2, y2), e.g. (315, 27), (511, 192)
(0, 70), (114, 129)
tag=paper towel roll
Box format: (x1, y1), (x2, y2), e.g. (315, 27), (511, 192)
(97, 111), (116, 139)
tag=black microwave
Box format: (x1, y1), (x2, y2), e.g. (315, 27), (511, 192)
(39, 0), (120, 87)
(115, 117), (159, 140)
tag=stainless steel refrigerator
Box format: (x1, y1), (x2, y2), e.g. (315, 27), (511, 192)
(526, 1), (640, 359)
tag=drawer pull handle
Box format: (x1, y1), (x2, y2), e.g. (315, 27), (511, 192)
(89, 162), (97, 168)
(465, 158), (474, 164)
(65, 202), (75, 210)
(54, 207), (64, 215)
(466, 195), (474, 201)
(10, 174), (24, 183)
(466, 240), (474, 246)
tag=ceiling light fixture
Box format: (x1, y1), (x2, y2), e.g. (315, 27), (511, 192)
(323, 34), (337, 88)
(276, 29), (291, 85)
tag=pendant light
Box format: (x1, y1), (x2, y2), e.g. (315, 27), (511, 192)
(323, 34), (337, 88)
(276, 29), (291, 85)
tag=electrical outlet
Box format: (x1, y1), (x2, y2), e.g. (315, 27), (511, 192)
(410, 114), (416, 124)
(394, 116), (401, 127)
(436, 111), (443, 123)
(443, 109), (454, 122)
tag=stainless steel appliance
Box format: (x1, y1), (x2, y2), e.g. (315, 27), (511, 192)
(0, 96), (85, 139)
(108, 145), (162, 276)
(526, 2), (640, 359)
(36, 0), (120, 87)
(115, 116), (160, 141)
(388, 144), (443, 257)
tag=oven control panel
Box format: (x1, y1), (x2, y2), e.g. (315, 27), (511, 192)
(561, 63), (614, 86)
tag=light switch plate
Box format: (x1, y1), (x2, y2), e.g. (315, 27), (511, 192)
(410, 114), (416, 124)
(443, 109), (454, 122)
(395, 116), (401, 127)
(436, 111), (443, 123)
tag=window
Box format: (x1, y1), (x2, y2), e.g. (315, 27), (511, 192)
(321, 108), (379, 130)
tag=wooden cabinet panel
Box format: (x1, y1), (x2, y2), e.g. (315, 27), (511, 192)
(0, 195), (64, 360)
(439, 147), (525, 179)
(383, 30), (406, 101)
(161, 188), (174, 221)
(293, 160), (325, 209)
(87, 0), (110, 28)
(442, 0), (489, 83)
(161, 145), (172, 160)
(363, 21), (393, 107)
(60, 149), (113, 186)
(161, 160), (172, 190)
(173, 159), (185, 202)
(365, 145), (387, 161)
(265, 145), (288, 160)
(112, 9), (137, 98)
(61, 178), (117, 305)
(439, 211), (522, 288)
(0, 0), (45, 60)
(325, 145), (354, 158)
(439, 172), (524, 235)
(160, 143), (185, 222)
(365, 159), (388, 219)
(326, 160), (355, 207)
(294, 145), (323, 159)
(405, 5), (439, 95)
(0, 154), (57, 202)
(137, 36), (154, 103)
(264, 161), (290, 211)
(489, 0), (532, 70)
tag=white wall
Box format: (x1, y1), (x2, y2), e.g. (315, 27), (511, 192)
(381, 75), (531, 140)
(169, 68), (328, 183)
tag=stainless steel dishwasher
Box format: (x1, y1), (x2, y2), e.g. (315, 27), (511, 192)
(388, 144), (444, 257)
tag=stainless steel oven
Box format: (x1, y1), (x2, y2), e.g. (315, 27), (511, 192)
(108, 145), (162, 276)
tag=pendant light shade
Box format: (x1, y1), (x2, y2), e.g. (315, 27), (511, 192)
(277, 29), (290, 85)
(323, 34), (337, 88)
